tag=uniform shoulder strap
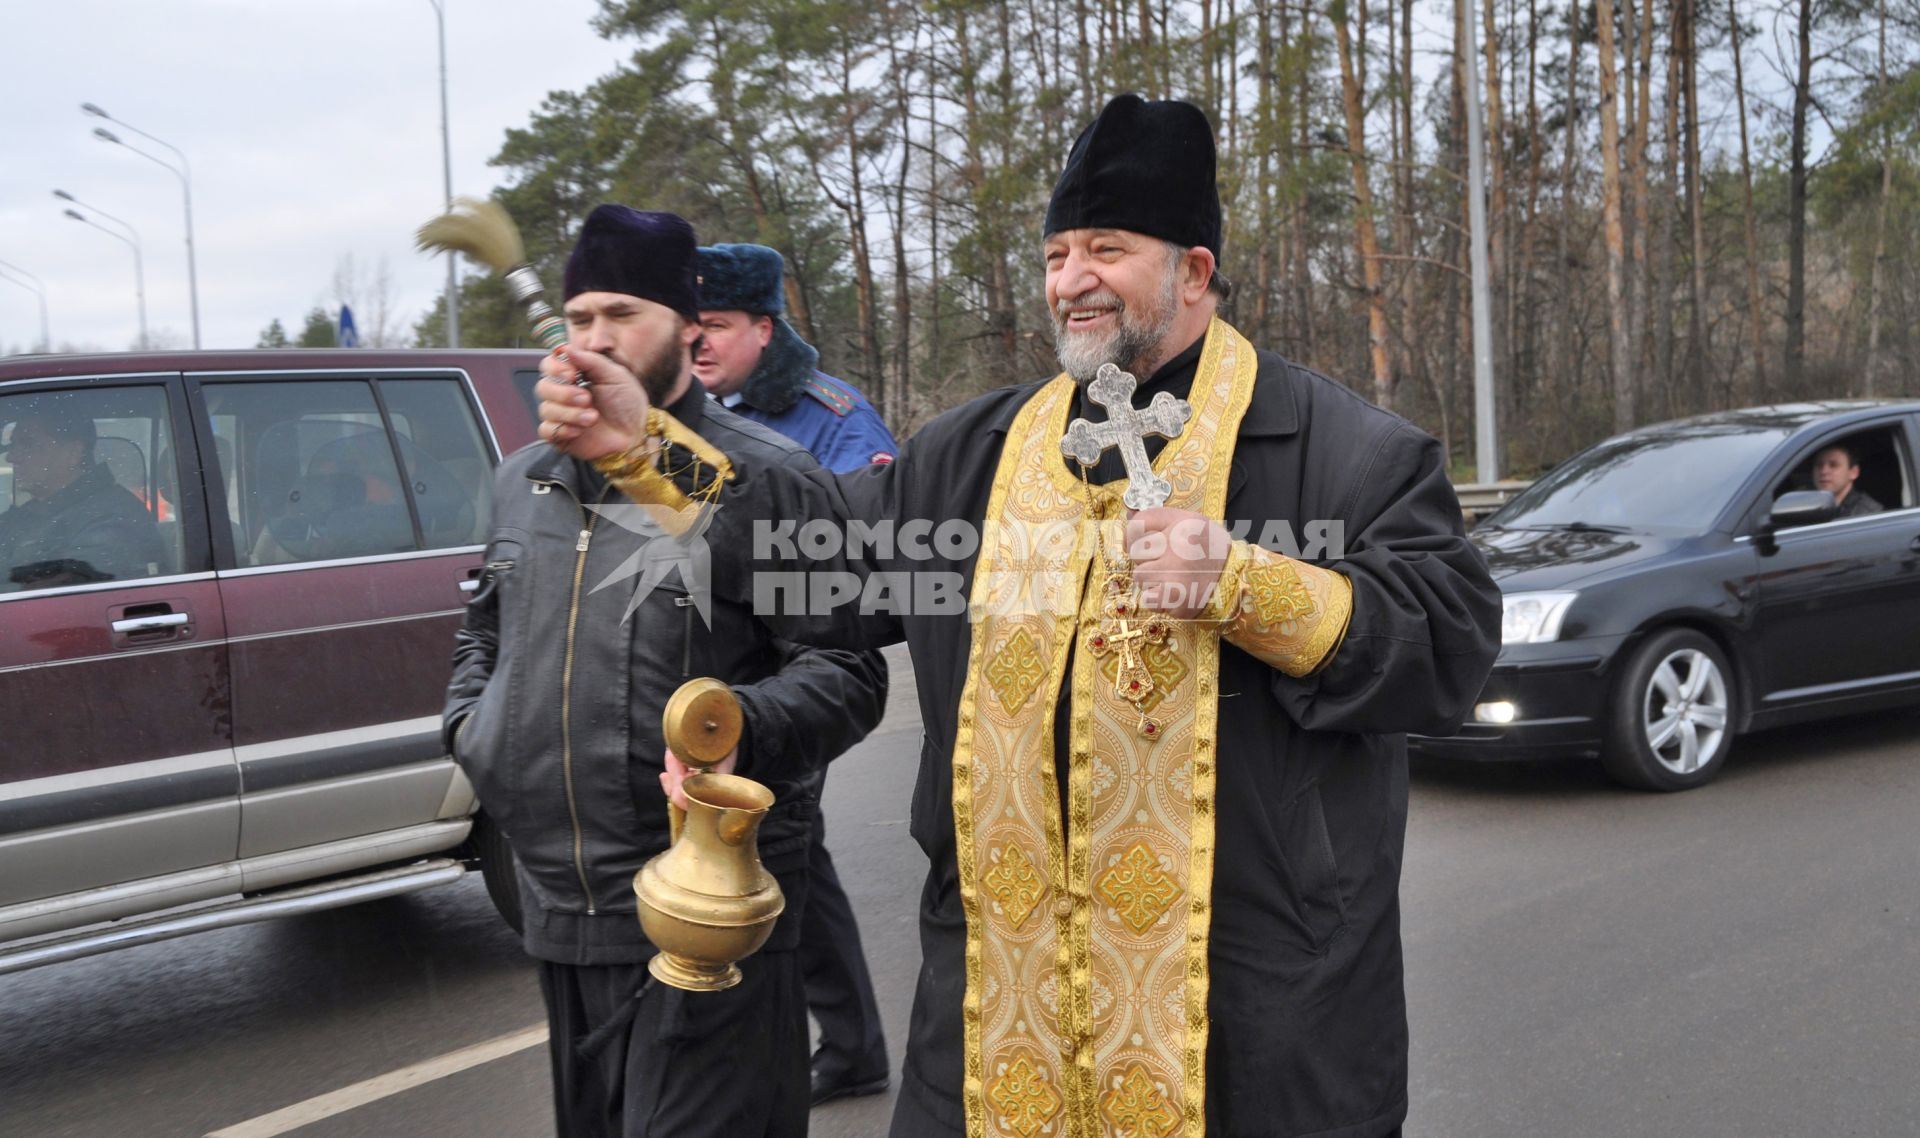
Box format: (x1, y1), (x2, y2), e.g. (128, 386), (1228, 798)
(802, 374), (855, 417)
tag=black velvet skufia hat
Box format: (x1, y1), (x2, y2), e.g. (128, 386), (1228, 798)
(563, 204), (700, 320)
(1043, 93), (1221, 258)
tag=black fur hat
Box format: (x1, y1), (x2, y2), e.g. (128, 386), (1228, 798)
(695, 243), (786, 316)
(1044, 94), (1221, 258)
(562, 205), (700, 319)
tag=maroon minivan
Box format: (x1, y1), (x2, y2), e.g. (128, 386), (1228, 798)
(0, 349), (544, 972)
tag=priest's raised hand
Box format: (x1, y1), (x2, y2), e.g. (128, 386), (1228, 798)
(1126, 505), (1232, 620)
(535, 345), (652, 461)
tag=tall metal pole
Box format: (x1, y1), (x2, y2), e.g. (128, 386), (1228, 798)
(179, 166), (199, 347)
(1461, 0), (1500, 483)
(83, 106), (201, 348)
(431, 0), (459, 347)
(66, 210), (148, 349)
(0, 260), (51, 352)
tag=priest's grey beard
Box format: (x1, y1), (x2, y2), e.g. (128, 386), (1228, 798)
(1051, 251), (1181, 384)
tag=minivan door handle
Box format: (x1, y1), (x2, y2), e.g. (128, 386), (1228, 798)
(111, 612), (190, 634)
(1908, 534), (1920, 553)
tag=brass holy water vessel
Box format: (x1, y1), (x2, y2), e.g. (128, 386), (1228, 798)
(633, 678), (785, 992)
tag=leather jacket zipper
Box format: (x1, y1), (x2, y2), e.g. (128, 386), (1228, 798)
(538, 475), (610, 914)
(676, 595), (694, 677)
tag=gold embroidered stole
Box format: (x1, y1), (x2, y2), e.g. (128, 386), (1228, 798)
(954, 317), (1257, 1138)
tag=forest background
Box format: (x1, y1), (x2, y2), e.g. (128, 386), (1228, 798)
(391, 0), (1920, 476)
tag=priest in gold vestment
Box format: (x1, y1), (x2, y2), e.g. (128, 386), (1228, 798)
(536, 95), (1501, 1138)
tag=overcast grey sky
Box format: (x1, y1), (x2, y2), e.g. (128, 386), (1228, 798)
(0, 0), (632, 353)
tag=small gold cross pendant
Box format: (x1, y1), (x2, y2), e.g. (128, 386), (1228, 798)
(1085, 573), (1176, 739)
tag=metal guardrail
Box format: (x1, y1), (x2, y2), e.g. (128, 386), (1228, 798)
(1454, 480), (1533, 521)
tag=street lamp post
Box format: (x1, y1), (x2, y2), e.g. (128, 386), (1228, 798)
(1460, 0), (1500, 484)
(83, 104), (201, 349)
(0, 260), (51, 352)
(65, 208), (149, 350)
(428, 0), (459, 348)
(56, 191), (149, 350)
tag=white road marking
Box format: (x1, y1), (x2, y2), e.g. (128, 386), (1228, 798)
(204, 1023), (548, 1138)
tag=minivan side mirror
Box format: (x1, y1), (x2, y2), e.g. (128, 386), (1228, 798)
(1757, 489), (1838, 553)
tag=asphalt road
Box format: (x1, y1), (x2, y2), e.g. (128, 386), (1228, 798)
(3, 643), (1916, 1137)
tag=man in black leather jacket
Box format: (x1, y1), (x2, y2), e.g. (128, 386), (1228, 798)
(442, 206), (888, 1138)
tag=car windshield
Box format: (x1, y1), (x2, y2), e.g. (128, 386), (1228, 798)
(1490, 423), (1793, 532)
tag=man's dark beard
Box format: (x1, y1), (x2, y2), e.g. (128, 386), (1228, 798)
(629, 336), (684, 406)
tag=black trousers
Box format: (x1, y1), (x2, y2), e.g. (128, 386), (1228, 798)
(799, 813), (890, 1081)
(539, 951), (808, 1138)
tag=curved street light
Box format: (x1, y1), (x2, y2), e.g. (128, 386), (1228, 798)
(55, 190), (149, 350)
(0, 259), (51, 353)
(84, 104), (200, 349)
(64, 208), (149, 350)
(53, 188), (140, 243)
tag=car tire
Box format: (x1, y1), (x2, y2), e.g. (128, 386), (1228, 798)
(1601, 628), (1738, 792)
(469, 812), (524, 935)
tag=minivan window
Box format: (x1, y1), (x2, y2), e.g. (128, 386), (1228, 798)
(205, 377), (492, 567)
(1491, 424), (1794, 533)
(0, 386), (183, 592)
(512, 368), (543, 422)
(375, 378), (493, 546)
(207, 380), (419, 566)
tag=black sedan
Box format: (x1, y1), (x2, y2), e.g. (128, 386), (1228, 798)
(1411, 401), (1920, 790)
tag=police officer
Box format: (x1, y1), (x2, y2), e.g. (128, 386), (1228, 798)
(693, 244), (897, 470)
(692, 242), (895, 1105)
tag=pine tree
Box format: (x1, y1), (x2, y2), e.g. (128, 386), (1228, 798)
(296, 307), (336, 349)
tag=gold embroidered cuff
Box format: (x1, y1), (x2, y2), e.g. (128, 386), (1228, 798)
(591, 409), (737, 532)
(1196, 541), (1252, 625)
(591, 438), (659, 482)
(1221, 544), (1354, 677)
(592, 437), (693, 515)
(647, 407), (737, 482)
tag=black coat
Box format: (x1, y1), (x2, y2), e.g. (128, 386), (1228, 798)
(444, 387), (890, 967)
(0, 462), (164, 590)
(698, 338), (1501, 1138)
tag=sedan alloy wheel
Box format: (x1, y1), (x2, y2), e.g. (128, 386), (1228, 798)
(1641, 648), (1730, 776)
(1602, 628), (1740, 791)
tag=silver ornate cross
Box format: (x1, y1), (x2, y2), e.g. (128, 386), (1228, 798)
(1059, 363), (1193, 509)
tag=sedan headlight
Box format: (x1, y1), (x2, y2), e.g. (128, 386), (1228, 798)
(1501, 591), (1578, 645)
